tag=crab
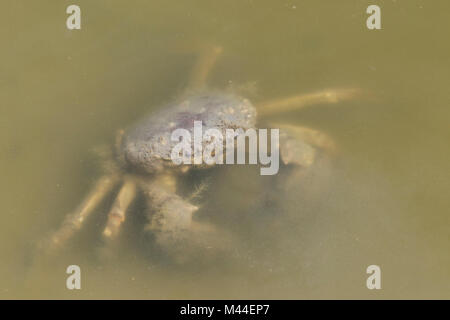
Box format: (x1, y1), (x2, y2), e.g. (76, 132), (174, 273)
(43, 45), (360, 260)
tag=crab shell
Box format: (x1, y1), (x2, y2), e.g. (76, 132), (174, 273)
(120, 92), (257, 173)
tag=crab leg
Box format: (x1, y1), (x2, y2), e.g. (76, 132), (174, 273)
(102, 177), (137, 239)
(138, 174), (197, 234)
(45, 175), (119, 251)
(269, 123), (337, 167)
(275, 123), (336, 152)
(188, 45), (223, 90)
(258, 88), (362, 116)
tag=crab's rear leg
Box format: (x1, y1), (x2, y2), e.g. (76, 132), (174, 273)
(43, 175), (119, 252)
(102, 176), (137, 239)
(258, 88), (362, 117)
(187, 44), (223, 90)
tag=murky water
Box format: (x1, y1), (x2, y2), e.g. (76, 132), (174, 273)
(1, 1), (449, 299)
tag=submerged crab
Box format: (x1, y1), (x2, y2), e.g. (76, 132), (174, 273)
(44, 45), (360, 259)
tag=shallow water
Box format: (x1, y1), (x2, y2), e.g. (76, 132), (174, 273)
(1, 1), (449, 299)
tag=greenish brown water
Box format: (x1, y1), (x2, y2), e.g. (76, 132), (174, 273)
(1, 0), (449, 299)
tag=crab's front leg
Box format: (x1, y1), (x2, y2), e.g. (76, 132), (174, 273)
(274, 123), (336, 167)
(268, 123), (337, 194)
(259, 87), (362, 168)
(141, 174), (199, 240)
(257, 86), (364, 165)
(139, 173), (220, 262)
